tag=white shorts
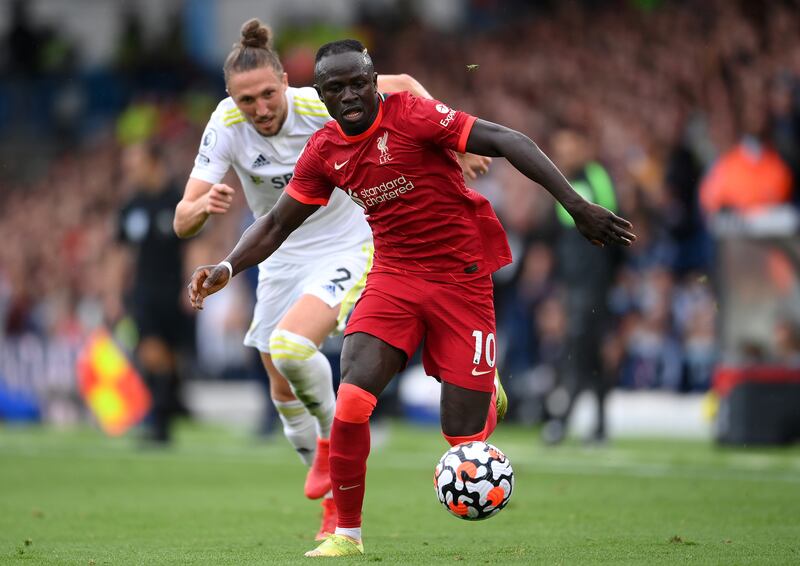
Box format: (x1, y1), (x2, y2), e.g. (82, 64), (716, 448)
(243, 241), (373, 353)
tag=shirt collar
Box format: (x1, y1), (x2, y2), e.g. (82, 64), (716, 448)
(335, 94), (385, 143)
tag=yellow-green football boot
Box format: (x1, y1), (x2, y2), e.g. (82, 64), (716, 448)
(495, 371), (508, 420)
(304, 534), (364, 558)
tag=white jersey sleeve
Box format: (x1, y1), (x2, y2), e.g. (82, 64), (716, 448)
(189, 102), (237, 184)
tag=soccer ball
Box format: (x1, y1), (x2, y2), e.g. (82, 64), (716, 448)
(433, 441), (514, 520)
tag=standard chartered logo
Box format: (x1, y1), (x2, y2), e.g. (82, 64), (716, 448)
(348, 175), (415, 209)
(346, 188), (367, 210)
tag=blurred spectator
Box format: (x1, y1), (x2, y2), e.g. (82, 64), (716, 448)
(540, 129), (622, 444)
(699, 121), (794, 214)
(774, 318), (800, 366)
(769, 74), (800, 189)
(115, 8), (147, 73)
(116, 141), (192, 444)
(661, 110), (709, 274)
(3, 0), (43, 77)
(500, 242), (556, 378)
(673, 273), (717, 390)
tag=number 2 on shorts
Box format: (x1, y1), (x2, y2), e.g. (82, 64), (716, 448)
(329, 267), (352, 291)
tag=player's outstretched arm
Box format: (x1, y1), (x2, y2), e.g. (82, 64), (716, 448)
(187, 193), (318, 309)
(465, 119), (636, 247)
(174, 178), (236, 238)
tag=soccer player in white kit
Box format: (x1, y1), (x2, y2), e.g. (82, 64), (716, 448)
(173, 19), (490, 540)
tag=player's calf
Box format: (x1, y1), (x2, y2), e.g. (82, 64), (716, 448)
(440, 380), (499, 446)
(269, 329), (336, 438)
(328, 383), (377, 539)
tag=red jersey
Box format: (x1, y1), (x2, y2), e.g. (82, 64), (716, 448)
(286, 92), (512, 282)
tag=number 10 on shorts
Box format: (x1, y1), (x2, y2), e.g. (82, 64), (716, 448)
(471, 330), (496, 367)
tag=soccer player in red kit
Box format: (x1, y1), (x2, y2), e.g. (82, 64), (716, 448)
(188, 40), (636, 557)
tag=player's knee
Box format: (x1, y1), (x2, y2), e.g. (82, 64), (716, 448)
(334, 383), (377, 424)
(269, 329), (319, 372)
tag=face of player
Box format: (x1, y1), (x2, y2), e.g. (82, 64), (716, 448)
(227, 66), (289, 137)
(314, 51), (379, 136)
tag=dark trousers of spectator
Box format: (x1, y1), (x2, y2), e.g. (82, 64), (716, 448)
(133, 298), (191, 444)
(543, 288), (611, 444)
(143, 366), (181, 443)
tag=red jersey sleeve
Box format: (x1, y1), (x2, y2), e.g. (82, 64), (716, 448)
(285, 136), (335, 206)
(401, 93), (477, 153)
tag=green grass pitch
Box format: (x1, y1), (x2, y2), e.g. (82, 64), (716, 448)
(1, 422), (799, 564)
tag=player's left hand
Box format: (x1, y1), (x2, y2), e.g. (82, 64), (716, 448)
(457, 152), (491, 180)
(571, 202), (636, 247)
(188, 263), (230, 310)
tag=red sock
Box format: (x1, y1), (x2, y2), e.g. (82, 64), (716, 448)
(330, 418), (370, 528)
(443, 387), (497, 446)
(330, 384), (376, 529)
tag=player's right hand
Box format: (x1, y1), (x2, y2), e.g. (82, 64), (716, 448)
(571, 202), (637, 247)
(204, 183), (235, 215)
(188, 264), (230, 310)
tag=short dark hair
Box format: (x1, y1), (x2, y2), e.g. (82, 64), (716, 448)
(315, 39), (368, 64)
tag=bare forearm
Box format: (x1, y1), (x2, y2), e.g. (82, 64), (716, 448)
(223, 194), (318, 275)
(224, 213), (291, 276)
(467, 121), (585, 213)
(504, 131), (584, 212)
(174, 199), (210, 238)
(377, 74), (433, 99)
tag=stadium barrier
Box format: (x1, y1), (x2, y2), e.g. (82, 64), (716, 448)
(710, 206), (800, 444)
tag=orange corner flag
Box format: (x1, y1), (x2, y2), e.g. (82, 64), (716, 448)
(76, 329), (151, 436)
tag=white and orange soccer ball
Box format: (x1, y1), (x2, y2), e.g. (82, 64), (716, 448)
(433, 441), (514, 520)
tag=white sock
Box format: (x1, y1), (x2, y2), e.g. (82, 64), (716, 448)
(273, 399), (316, 467)
(269, 329), (336, 439)
(335, 527), (362, 541)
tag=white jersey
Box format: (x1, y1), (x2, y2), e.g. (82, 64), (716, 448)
(190, 86), (372, 264)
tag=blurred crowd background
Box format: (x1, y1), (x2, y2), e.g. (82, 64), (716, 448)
(1, 0), (799, 435)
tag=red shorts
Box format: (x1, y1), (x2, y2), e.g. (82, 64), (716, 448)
(344, 271), (497, 393)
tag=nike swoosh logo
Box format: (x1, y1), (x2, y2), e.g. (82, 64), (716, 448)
(472, 368), (493, 376)
(334, 160), (349, 170)
(339, 484), (360, 491)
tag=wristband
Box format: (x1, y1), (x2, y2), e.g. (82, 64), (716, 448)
(219, 261), (233, 280)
